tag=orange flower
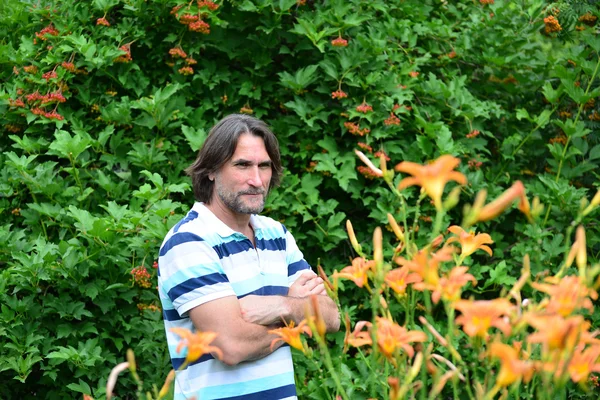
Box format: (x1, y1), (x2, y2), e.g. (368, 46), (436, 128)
(446, 226), (493, 262)
(432, 266), (477, 304)
(567, 344), (600, 383)
(396, 246), (454, 288)
(489, 342), (535, 387)
(333, 257), (374, 288)
(525, 314), (597, 353)
(395, 155), (466, 210)
(531, 276), (597, 317)
(169, 327), (223, 364)
(268, 319), (312, 352)
(345, 320), (373, 348)
(375, 317), (427, 361)
(475, 181), (526, 222)
(385, 266), (422, 296)
(454, 299), (513, 338)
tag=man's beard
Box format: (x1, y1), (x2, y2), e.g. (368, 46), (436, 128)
(216, 185), (267, 215)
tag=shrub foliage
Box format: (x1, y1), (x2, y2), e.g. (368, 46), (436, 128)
(0, 0), (599, 398)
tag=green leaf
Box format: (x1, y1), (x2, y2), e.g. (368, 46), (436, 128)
(182, 125), (207, 151)
(47, 130), (91, 160)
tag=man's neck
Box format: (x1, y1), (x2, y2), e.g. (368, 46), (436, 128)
(205, 200), (253, 238)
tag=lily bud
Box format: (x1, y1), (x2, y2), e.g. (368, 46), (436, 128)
(387, 213), (404, 242)
(583, 190), (600, 216)
(355, 149), (383, 177)
(443, 186), (462, 211)
(158, 370), (176, 399)
(575, 226), (587, 278)
(476, 181), (525, 222)
(346, 219), (361, 253)
(126, 349), (136, 372)
(310, 295), (326, 338)
(373, 227), (383, 267)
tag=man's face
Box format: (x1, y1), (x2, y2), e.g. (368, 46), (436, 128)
(212, 133), (273, 215)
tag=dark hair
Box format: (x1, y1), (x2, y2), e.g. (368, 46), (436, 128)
(185, 114), (283, 203)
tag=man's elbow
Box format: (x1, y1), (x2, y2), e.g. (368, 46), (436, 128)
(328, 312), (341, 333)
(214, 341), (247, 366)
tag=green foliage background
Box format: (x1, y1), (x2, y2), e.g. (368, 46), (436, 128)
(0, 0), (599, 398)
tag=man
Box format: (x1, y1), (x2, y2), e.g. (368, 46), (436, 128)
(158, 114), (340, 400)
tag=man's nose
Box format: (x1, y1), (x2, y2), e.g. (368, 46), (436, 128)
(247, 166), (263, 187)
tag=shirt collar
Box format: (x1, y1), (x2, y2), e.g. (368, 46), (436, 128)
(193, 202), (263, 238)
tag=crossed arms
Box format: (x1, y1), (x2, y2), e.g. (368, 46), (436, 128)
(189, 271), (340, 366)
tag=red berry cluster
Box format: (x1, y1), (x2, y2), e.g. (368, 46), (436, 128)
(447, 50), (457, 59)
(31, 107), (64, 120)
(5, 124), (22, 133)
(479, 0), (494, 4)
(35, 24), (59, 40)
(114, 45), (132, 63)
(331, 37), (348, 47)
(137, 303), (161, 312)
(23, 65), (38, 74)
(131, 266), (152, 288)
(189, 20), (210, 34)
(240, 106), (254, 115)
(61, 62), (75, 72)
(11, 208), (21, 215)
(356, 102), (373, 113)
(186, 57), (197, 65)
(409, 71), (420, 78)
(26, 91), (66, 105)
(466, 130), (480, 138)
(42, 71), (58, 81)
(468, 159), (483, 169)
(374, 150), (390, 162)
(357, 142), (373, 153)
(197, 0), (219, 10)
(152, 261), (159, 269)
(384, 112), (400, 126)
(331, 90), (348, 99)
(169, 47), (187, 58)
(357, 166), (379, 180)
(178, 66), (194, 75)
(9, 98), (25, 108)
(344, 122), (370, 136)
(96, 17), (110, 26)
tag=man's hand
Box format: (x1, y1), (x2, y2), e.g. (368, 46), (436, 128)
(288, 270), (326, 297)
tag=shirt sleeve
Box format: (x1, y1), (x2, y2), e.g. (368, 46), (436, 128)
(158, 231), (236, 317)
(284, 228), (312, 287)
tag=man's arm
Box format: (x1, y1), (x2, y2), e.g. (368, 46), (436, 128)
(188, 296), (283, 366)
(239, 293), (340, 333)
(239, 271), (340, 333)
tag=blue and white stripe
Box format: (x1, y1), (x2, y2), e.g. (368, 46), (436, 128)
(158, 202), (310, 400)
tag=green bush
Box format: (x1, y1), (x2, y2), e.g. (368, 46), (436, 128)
(0, 0), (599, 398)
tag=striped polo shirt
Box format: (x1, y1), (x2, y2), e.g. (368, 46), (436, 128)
(158, 202), (311, 400)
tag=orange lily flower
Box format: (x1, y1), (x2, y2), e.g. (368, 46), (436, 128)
(432, 266), (477, 304)
(345, 320), (373, 348)
(169, 327), (223, 364)
(395, 155), (467, 210)
(489, 342), (535, 387)
(333, 257), (374, 288)
(375, 317), (427, 361)
(395, 246), (454, 288)
(525, 314), (598, 353)
(384, 266), (422, 296)
(476, 181), (526, 222)
(454, 299), (513, 338)
(268, 319), (312, 352)
(567, 344), (600, 383)
(446, 225), (493, 262)
(531, 276), (597, 317)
